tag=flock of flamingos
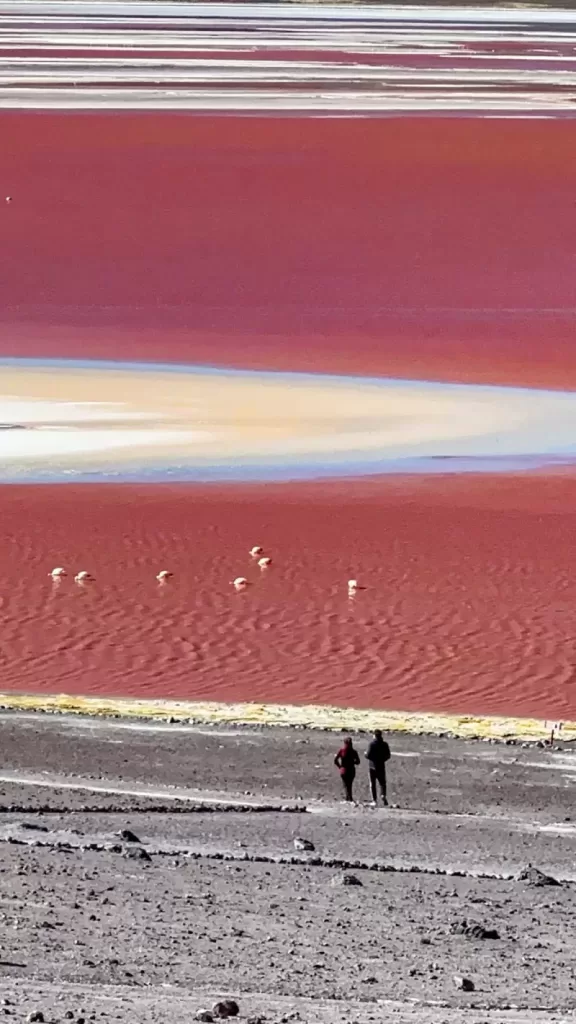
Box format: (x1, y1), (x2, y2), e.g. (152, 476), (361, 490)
(48, 548), (362, 594)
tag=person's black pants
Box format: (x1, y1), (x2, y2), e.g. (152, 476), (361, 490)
(369, 768), (387, 804)
(340, 771), (355, 802)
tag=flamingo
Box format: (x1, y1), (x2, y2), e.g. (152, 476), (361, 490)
(156, 570), (172, 581)
(74, 571), (92, 583)
(5, 197), (11, 204)
(250, 546), (263, 557)
(232, 577), (248, 589)
(348, 579), (359, 593)
(258, 557), (272, 568)
(49, 567), (66, 579)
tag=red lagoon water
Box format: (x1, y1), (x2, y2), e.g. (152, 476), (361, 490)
(2, 477), (576, 719)
(1, 113), (576, 390)
(2, 110), (576, 716)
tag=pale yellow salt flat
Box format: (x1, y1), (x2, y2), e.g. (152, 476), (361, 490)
(0, 691), (571, 742)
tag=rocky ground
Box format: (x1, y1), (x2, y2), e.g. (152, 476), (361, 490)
(0, 713), (575, 1023)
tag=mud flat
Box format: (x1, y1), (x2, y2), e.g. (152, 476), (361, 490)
(0, 712), (576, 1022)
(6, 359), (576, 480)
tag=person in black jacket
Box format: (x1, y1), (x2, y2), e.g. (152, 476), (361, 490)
(364, 729), (391, 806)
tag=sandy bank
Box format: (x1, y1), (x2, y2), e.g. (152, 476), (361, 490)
(3, 360), (576, 478)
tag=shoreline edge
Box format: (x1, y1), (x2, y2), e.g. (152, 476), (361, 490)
(0, 692), (571, 742)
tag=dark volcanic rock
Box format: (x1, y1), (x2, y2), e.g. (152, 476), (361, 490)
(293, 837), (314, 851)
(450, 919), (500, 940)
(331, 873), (363, 887)
(454, 975), (475, 992)
(212, 1001), (240, 1019)
(123, 846), (151, 863)
(116, 829), (141, 843)
(516, 866), (559, 887)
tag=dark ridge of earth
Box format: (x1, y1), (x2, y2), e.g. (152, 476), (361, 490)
(0, 712), (575, 1023)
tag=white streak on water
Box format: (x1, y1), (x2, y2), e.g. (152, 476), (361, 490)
(0, 1), (575, 114)
(0, 397), (211, 457)
(0, 397), (164, 422)
(0, 429), (209, 458)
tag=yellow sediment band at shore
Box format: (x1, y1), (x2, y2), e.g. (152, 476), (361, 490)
(0, 692), (572, 742)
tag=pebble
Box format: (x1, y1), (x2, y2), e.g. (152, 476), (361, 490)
(331, 873), (363, 887)
(517, 865), (559, 887)
(450, 919), (500, 940)
(454, 975), (475, 992)
(123, 847), (151, 863)
(293, 838), (314, 852)
(116, 829), (140, 843)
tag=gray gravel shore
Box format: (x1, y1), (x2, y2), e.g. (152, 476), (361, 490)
(0, 712), (575, 1023)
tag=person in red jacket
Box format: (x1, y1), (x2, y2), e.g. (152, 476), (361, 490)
(334, 736), (360, 802)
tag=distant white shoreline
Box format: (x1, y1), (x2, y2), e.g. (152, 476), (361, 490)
(1, 0), (574, 115)
(4, 3), (576, 24)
